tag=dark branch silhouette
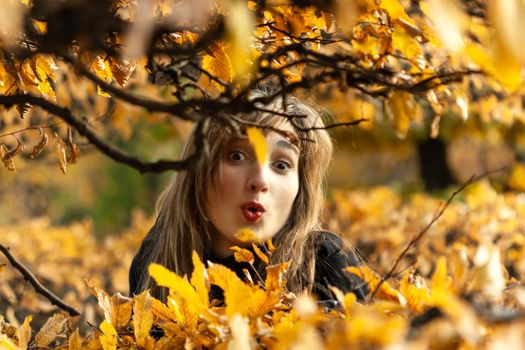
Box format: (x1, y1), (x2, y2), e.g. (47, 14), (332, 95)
(0, 243), (80, 316)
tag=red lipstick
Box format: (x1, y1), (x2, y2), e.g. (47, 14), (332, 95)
(240, 201), (266, 223)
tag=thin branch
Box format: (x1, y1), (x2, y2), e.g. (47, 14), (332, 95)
(62, 55), (201, 121)
(0, 243), (80, 316)
(0, 94), (208, 173)
(369, 167), (508, 302)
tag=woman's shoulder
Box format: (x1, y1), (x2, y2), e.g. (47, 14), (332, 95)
(312, 230), (368, 300)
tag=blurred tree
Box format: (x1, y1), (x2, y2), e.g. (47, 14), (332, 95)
(0, 0), (524, 178)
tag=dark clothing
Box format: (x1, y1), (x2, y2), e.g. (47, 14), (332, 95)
(129, 227), (368, 301)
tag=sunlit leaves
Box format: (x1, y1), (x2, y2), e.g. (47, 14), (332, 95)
(224, 0), (254, 79)
(132, 291), (154, 348)
(235, 227), (261, 242)
(201, 41), (234, 92)
(34, 313), (68, 348)
(385, 91), (423, 138)
(100, 320), (117, 350)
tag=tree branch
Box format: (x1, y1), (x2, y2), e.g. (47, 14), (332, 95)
(0, 94), (208, 173)
(0, 243), (80, 316)
(369, 167), (508, 302)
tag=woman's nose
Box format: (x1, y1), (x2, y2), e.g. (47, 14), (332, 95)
(246, 164), (269, 193)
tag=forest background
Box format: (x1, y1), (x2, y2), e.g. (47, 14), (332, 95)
(1, 0), (525, 349)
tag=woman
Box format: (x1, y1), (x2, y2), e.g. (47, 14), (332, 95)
(129, 91), (367, 302)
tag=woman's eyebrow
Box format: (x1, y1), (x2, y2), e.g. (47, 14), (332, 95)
(277, 140), (300, 154)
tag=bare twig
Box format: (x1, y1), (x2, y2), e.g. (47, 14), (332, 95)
(0, 243), (80, 316)
(369, 167), (508, 302)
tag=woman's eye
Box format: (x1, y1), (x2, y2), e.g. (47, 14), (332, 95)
(273, 160), (292, 172)
(228, 151), (246, 161)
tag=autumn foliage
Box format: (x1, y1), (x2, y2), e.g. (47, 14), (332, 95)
(3, 0), (525, 349)
(0, 184), (524, 349)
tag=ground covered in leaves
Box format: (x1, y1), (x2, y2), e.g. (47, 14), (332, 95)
(1, 182), (525, 349)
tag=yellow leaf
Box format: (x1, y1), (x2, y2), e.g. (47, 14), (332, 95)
(246, 127), (268, 165)
(265, 262), (289, 293)
(34, 313), (67, 348)
(148, 263), (204, 311)
(151, 297), (178, 322)
(385, 91), (421, 138)
(266, 239), (276, 253)
(190, 251), (209, 308)
(228, 315), (252, 350)
(431, 256), (452, 292)
(201, 41), (233, 92)
(392, 26), (422, 63)
(224, 0), (255, 79)
(207, 262), (267, 316)
(235, 227), (261, 243)
(347, 266), (405, 304)
(399, 270), (432, 313)
(380, 0), (415, 26)
(425, 0), (466, 51)
(231, 246), (255, 264)
(252, 243), (269, 264)
(489, 0), (525, 65)
(0, 62), (17, 94)
(508, 163), (525, 191)
(168, 295), (198, 331)
(464, 179), (497, 208)
(100, 320), (117, 350)
(68, 329), (82, 350)
(469, 244), (506, 302)
(0, 334), (18, 350)
(91, 56), (113, 97)
(17, 315), (32, 350)
(133, 290), (153, 347)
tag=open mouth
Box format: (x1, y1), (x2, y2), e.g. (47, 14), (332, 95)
(240, 202), (265, 223)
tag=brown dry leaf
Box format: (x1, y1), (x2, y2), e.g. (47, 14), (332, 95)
(109, 58), (135, 87)
(1, 144), (17, 172)
(231, 246), (255, 264)
(66, 128), (81, 164)
(53, 133), (67, 174)
(31, 127), (48, 159)
(34, 313), (67, 348)
(132, 290), (153, 348)
(16, 102), (32, 119)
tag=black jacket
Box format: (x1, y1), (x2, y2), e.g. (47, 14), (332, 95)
(129, 226), (368, 301)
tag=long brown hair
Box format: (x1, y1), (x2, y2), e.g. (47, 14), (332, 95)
(138, 92), (333, 300)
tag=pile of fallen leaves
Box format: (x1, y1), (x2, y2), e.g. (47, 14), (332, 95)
(2, 181), (525, 349)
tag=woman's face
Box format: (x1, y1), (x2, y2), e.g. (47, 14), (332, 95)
(205, 123), (300, 257)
